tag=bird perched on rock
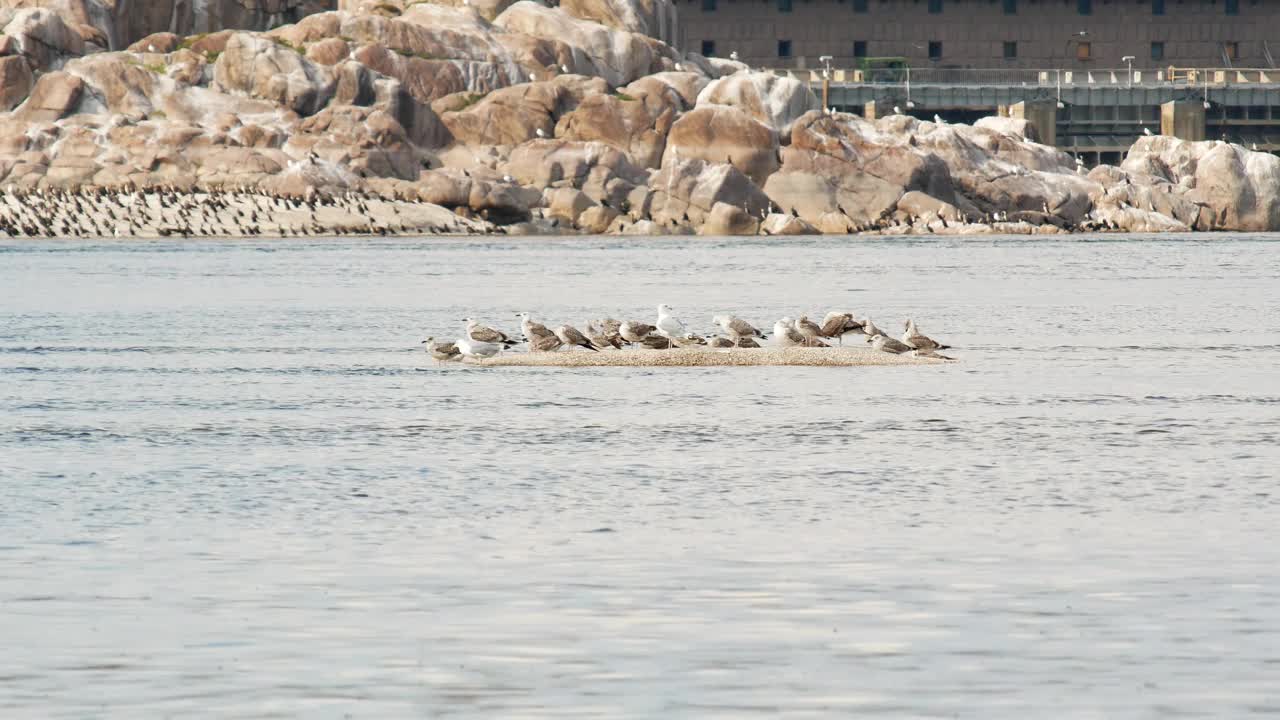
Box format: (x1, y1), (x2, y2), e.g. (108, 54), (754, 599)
(554, 324), (600, 352)
(421, 336), (460, 362)
(901, 319), (950, 351)
(463, 318), (517, 347)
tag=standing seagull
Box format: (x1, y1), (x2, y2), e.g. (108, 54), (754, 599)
(516, 312), (556, 343)
(713, 314), (765, 343)
(773, 317), (806, 347)
(421, 336), (460, 362)
(585, 321), (621, 350)
(463, 318), (517, 347)
(528, 334), (564, 353)
(901, 318), (950, 351)
(819, 312), (864, 345)
(860, 317), (885, 339)
(793, 315), (825, 344)
(619, 320), (657, 345)
(456, 336), (502, 360)
(655, 304), (686, 342)
(554, 324), (601, 352)
(870, 334), (913, 355)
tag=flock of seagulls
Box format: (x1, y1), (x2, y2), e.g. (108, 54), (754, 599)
(422, 306), (953, 362)
(0, 185), (472, 238)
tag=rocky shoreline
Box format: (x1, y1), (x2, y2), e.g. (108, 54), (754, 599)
(3, 0), (1280, 238)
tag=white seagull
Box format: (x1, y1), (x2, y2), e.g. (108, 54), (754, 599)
(456, 336), (502, 360)
(655, 304), (686, 341)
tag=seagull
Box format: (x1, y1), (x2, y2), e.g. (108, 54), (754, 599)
(554, 324), (600, 352)
(793, 315), (825, 344)
(463, 318), (517, 347)
(870, 334), (913, 354)
(1142, 126), (1153, 136)
(619, 320), (657, 344)
(640, 335), (671, 350)
(713, 314), (765, 342)
(860, 318), (884, 338)
(729, 51), (739, 62)
(516, 311), (556, 342)
(674, 62), (683, 71)
(893, 105), (903, 114)
(819, 312), (863, 345)
(585, 320), (622, 350)
(708, 336), (736, 349)
(596, 318), (624, 347)
(655, 304), (686, 341)
(560, 64), (569, 73)
(901, 318), (950, 351)
(528, 334), (564, 352)
(456, 336), (502, 360)
(535, 128), (546, 138)
(502, 175), (515, 183)
(422, 336), (461, 361)
(735, 337), (761, 349)
(773, 317), (805, 347)
(933, 114), (945, 124)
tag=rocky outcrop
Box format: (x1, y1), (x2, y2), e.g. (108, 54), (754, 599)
(696, 71), (820, 136)
(559, 0), (677, 45)
(213, 32), (335, 116)
(0, 55), (34, 111)
(662, 105), (778, 185)
(1122, 136), (1280, 231)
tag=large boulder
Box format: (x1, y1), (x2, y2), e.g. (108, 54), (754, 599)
(213, 32), (336, 116)
(493, 1), (676, 87)
(695, 71), (820, 137)
(2, 8), (86, 70)
(66, 53), (159, 118)
(648, 157), (769, 228)
(505, 139), (647, 206)
(662, 105), (778, 185)
(440, 77), (605, 146)
(559, 0), (677, 45)
(13, 70), (84, 122)
(0, 55), (34, 111)
(698, 201), (758, 236)
(555, 79), (687, 168)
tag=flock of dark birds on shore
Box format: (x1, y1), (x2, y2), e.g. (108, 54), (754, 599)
(422, 306), (954, 362)
(0, 186), (475, 238)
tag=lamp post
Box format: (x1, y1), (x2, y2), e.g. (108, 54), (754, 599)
(819, 55), (833, 110)
(1122, 55), (1135, 88)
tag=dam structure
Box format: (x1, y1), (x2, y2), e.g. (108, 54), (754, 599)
(680, 0), (1280, 163)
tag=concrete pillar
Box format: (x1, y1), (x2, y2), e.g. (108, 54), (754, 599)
(863, 101), (879, 121)
(1161, 101), (1206, 141)
(1009, 100), (1057, 147)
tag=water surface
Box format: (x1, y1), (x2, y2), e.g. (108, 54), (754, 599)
(2, 235), (1278, 717)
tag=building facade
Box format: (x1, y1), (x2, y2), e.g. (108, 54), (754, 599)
(679, 0), (1280, 70)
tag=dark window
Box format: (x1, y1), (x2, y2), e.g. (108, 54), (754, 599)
(1003, 0), (1016, 14)
(928, 41), (942, 60)
(778, 0), (792, 12)
(1003, 41), (1017, 59)
(1152, 0), (1165, 14)
(701, 40), (716, 57)
(854, 40), (868, 57)
(853, 0), (868, 11)
(1226, 0), (1239, 14)
(778, 40), (792, 57)
(1225, 41), (1239, 60)
(928, 0), (942, 13)
(1076, 41), (1091, 60)
(1151, 41), (1164, 61)
(701, 0), (716, 10)
(1078, 0), (1091, 15)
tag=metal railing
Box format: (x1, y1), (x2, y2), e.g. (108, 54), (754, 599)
(765, 66), (1280, 88)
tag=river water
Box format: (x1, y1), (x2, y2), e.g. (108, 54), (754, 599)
(2, 235), (1278, 718)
